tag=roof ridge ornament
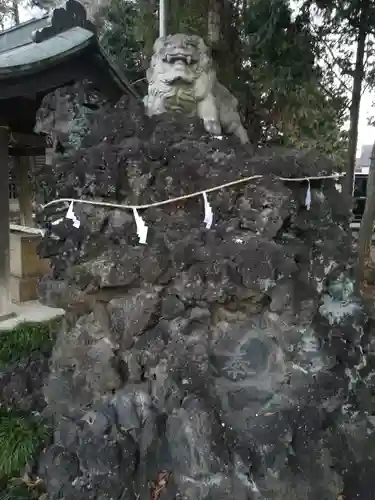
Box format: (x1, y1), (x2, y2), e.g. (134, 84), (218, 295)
(32, 0), (96, 44)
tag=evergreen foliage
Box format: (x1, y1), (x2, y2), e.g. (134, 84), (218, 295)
(100, 0), (349, 166)
(0, 319), (59, 497)
(0, 319), (60, 367)
(0, 410), (47, 478)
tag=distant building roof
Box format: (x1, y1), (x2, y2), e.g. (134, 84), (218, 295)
(358, 144), (373, 167)
(355, 144), (373, 175)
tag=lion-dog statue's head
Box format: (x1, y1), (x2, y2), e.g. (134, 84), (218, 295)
(146, 34), (214, 93)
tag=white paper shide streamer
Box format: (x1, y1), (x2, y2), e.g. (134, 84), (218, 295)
(66, 201), (81, 228)
(133, 207), (148, 244)
(305, 181), (311, 211)
(51, 217), (64, 226)
(42, 172), (344, 234)
(203, 191), (213, 229)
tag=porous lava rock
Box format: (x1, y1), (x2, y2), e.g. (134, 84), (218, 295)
(35, 81), (108, 159)
(37, 95), (375, 499)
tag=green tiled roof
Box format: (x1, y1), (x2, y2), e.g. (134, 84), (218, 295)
(0, 0), (139, 102)
(0, 26), (93, 76)
(0, 15), (49, 54)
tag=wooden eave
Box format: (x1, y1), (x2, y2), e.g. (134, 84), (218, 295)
(0, 27), (107, 100)
(9, 131), (50, 156)
(0, 26), (95, 80)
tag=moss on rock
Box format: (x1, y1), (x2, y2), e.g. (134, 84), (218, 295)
(0, 318), (59, 496)
(0, 409), (49, 478)
(0, 483), (37, 500)
(0, 319), (61, 367)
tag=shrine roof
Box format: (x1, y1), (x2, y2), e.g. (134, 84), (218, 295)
(0, 15), (49, 55)
(0, 0), (138, 99)
(0, 26), (93, 77)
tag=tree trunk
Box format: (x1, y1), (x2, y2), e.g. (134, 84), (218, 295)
(208, 0), (241, 90)
(356, 140), (375, 287)
(136, 0), (158, 66)
(345, 0), (369, 198)
(12, 0), (20, 25)
(208, 0), (221, 43)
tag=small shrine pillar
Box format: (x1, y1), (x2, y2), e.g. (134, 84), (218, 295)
(15, 155), (34, 227)
(0, 126), (12, 320)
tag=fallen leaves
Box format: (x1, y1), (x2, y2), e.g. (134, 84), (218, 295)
(150, 471), (171, 500)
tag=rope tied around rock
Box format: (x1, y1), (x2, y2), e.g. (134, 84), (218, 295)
(42, 172), (345, 212)
(41, 172), (345, 244)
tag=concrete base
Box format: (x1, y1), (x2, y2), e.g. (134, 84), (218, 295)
(9, 227), (51, 303)
(0, 311), (17, 323)
(0, 300), (65, 331)
(10, 275), (40, 303)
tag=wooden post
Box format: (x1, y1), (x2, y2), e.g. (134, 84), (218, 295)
(0, 126), (12, 320)
(15, 155), (34, 227)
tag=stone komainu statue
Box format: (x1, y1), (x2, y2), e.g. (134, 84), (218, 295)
(143, 34), (249, 144)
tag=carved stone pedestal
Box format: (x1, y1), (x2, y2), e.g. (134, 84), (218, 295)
(10, 229), (50, 303)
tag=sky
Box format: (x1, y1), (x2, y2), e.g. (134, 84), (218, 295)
(356, 91), (374, 154)
(17, 3), (375, 156)
(18, 3), (44, 22)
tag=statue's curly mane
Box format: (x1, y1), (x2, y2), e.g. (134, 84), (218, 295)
(146, 35), (214, 91)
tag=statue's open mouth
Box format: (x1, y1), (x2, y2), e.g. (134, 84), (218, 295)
(163, 53), (197, 65)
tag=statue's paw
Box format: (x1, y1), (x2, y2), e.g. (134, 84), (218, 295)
(204, 119), (222, 136)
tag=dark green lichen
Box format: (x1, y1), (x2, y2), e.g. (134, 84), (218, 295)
(0, 483), (37, 500)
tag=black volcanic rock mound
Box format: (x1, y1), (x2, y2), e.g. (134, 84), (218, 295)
(36, 97), (375, 500)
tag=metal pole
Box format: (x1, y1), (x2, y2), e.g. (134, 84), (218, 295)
(159, 0), (167, 38)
